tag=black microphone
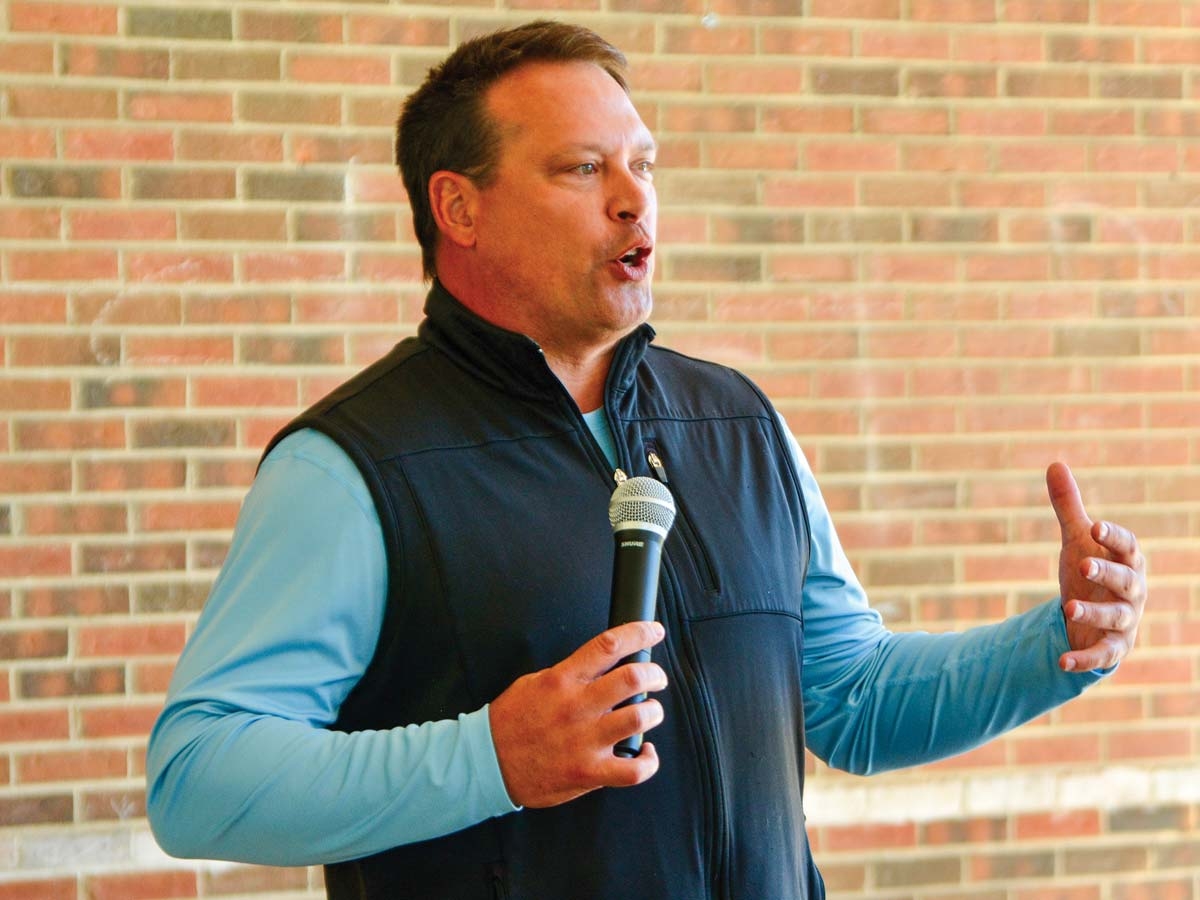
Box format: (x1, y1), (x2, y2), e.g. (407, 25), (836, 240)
(607, 476), (677, 758)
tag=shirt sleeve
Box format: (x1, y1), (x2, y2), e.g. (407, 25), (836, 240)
(782, 418), (1111, 776)
(145, 429), (518, 867)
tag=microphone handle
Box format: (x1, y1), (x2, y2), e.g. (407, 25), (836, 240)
(608, 527), (665, 758)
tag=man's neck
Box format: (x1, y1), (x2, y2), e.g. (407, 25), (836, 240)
(542, 345), (614, 413)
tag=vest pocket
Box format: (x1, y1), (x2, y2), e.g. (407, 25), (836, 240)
(644, 438), (719, 595)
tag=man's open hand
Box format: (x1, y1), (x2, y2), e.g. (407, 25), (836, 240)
(1047, 462), (1147, 673)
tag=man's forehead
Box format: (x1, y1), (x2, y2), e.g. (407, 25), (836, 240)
(485, 61), (652, 149)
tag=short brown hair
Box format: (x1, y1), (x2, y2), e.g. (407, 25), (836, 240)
(396, 20), (629, 280)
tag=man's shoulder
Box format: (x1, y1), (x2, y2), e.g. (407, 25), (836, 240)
(638, 342), (776, 421)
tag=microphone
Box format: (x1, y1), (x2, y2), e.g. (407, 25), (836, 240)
(607, 476), (677, 758)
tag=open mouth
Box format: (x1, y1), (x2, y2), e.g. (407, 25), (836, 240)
(617, 246), (651, 267)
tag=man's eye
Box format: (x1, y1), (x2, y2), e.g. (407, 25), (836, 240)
(573, 163), (599, 175)
(634, 160), (655, 176)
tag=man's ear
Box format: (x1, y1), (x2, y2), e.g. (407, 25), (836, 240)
(428, 171), (478, 250)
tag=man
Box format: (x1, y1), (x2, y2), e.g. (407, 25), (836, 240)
(146, 21), (1147, 899)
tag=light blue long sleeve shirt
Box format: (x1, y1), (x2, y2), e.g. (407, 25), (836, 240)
(146, 413), (1107, 867)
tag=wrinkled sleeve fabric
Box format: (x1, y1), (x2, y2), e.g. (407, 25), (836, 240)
(145, 429), (518, 867)
(783, 419), (1111, 776)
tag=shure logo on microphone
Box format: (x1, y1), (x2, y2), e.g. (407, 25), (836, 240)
(620, 540), (645, 549)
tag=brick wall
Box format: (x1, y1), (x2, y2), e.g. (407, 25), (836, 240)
(1, 1), (1197, 897)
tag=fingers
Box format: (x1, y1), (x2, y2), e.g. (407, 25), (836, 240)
(1091, 520), (1144, 571)
(597, 696), (665, 748)
(1060, 633), (1127, 673)
(564, 620), (665, 682)
(1046, 462), (1091, 535)
(1064, 596), (1137, 634)
(488, 623), (670, 809)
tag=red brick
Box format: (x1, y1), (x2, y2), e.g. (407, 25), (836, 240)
(77, 458), (187, 492)
(762, 176), (855, 207)
(193, 374), (299, 407)
(345, 14), (449, 46)
(22, 501), (128, 535)
(69, 208), (177, 241)
(1098, 0), (1182, 26)
(81, 541), (187, 575)
(0, 536), (62, 581)
(177, 129), (282, 162)
(7, 249), (118, 282)
(85, 870), (197, 900)
(952, 33), (1043, 61)
(60, 42), (169, 78)
(289, 51), (392, 84)
(823, 822), (917, 851)
(133, 661), (176, 694)
(1108, 727), (1193, 761)
(138, 500), (240, 532)
(63, 127), (174, 160)
(201, 865), (309, 895)
(355, 251), (424, 283)
(809, 0), (900, 16)
(0, 208), (60, 239)
(805, 141), (898, 171)
(1012, 732), (1101, 765)
(79, 704), (161, 738)
(0, 376), (70, 412)
(663, 22), (755, 55)
(17, 415), (127, 451)
(243, 251), (347, 282)
(126, 251), (233, 283)
(1016, 810), (1101, 840)
(860, 30), (949, 58)
(958, 108), (1046, 135)
(759, 24), (851, 56)
(0, 125), (57, 158)
(0, 880), (76, 900)
(77, 622), (188, 657)
(1003, 0), (1089, 22)
(912, 0), (995, 21)
(15, 748), (127, 783)
(10, 2), (118, 34)
(0, 39), (55, 73)
(181, 209), (287, 242)
(127, 90), (233, 123)
(7, 85), (118, 119)
(22, 585), (129, 619)
(183, 293), (292, 325)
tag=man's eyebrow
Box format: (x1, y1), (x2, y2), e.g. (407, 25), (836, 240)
(550, 139), (658, 158)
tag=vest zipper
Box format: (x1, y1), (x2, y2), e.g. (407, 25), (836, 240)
(644, 440), (718, 594)
(644, 438), (730, 897)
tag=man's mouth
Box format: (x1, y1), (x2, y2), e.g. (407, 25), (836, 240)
(617, 246), (651, 266)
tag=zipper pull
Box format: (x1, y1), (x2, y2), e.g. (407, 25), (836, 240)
(613, 468), (628, 485)
(646, 447), (669, 484)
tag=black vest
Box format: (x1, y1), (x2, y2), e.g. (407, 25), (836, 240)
(266, 283), (821, 899)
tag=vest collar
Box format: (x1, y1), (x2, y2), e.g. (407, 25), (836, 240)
(417, 280), (656, 404)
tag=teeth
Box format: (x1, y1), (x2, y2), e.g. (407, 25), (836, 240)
(620, 249), (639, 263)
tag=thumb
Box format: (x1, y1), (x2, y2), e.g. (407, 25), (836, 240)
(1046, 461), (1091, 536)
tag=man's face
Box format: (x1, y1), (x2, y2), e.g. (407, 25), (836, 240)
(470, 61), (658, 358)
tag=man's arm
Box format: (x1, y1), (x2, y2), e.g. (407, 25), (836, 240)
(783, 425), (1128, 776)
(146, 428), (667, 865)
(145, 430), (518, 865)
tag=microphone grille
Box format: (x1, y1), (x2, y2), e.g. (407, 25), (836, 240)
(609, 476), (677, 533)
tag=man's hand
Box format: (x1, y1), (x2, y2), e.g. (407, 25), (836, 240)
(488, 621), (668, 809)
(1047, 462), (1147, 672)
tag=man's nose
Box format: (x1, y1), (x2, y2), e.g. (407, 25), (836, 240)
(608, 168), (654, 223)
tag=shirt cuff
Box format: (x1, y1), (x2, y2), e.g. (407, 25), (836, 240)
(469, 705), (523, 815)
